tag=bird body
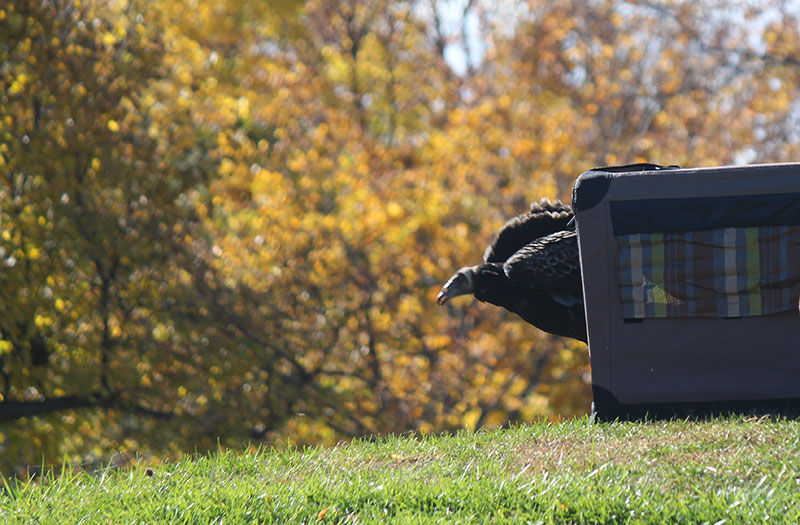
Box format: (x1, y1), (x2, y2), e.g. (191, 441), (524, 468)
(438, 198), (586, 342)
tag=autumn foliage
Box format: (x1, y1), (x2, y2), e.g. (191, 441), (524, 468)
(2, 0), (800, 475)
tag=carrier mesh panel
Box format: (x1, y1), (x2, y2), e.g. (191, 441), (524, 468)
(617, 225), (800, 318)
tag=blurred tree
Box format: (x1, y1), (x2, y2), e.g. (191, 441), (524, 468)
(0, 0), (232, 474)
(2, 0), (800, 474)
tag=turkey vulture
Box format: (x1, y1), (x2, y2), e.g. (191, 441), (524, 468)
(437, 198), (586, 342)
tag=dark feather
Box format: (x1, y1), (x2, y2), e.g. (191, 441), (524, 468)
(440, 197), (586, 342)
(503, 230), (582, 299)
(483, 198), (573, 263)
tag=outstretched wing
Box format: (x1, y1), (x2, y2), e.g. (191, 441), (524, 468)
(483, 198), (573, 263)
(503, 229), (582, 306)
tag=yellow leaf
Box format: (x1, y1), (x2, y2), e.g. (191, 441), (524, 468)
(34, 314), (52, 328)
(8, 73), (27, 96)
(107, 119), (120, 132)
(386, 201), (403, 219)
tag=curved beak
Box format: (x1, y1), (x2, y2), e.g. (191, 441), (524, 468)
(437, 267), (475, 305)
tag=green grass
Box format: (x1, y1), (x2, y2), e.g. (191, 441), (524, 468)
(3, 416), (800, 523)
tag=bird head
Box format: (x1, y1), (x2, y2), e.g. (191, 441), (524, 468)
(437, 266), (477, 305)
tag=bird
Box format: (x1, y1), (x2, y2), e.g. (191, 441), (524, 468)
(437, 198), (587, 342)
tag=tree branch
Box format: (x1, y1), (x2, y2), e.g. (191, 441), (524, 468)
(0, 392), (175, 423)
(0, 395), (105, 423)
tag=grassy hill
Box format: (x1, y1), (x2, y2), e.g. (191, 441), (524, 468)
(3, 416), (799, 523)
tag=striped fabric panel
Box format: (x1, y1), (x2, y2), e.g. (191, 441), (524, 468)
(617, 225), (800, 319)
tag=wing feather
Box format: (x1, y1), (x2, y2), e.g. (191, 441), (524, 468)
(502, 230), (582, 302)
(483, 198), (573, 263)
